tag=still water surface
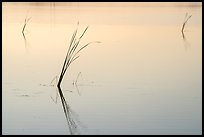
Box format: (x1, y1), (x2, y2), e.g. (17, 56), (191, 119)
(2, 2), (202, 135)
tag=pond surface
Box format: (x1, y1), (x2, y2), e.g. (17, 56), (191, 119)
(2, 2), (202, 135)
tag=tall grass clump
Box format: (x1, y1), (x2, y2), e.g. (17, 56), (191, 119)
(56, 24), (100, 134)
(57, 24), (100, 87)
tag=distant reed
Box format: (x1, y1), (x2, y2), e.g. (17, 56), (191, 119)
(22, 16), (31, 34)
(181, 13), (192, 33)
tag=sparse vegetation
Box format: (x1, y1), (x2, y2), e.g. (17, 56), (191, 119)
(57, 24), (100, 87)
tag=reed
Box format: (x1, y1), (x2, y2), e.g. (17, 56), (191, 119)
(56, 24), (100, 134)
(181, 13), (192, 33)
(57, 24), (100, 87)
(22, 16), (31, 34)
(73, 72), (82, 95)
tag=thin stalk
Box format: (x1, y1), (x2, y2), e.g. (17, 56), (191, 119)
(75, 72), (82, 85)
(22, 17), (31, 34)
(181, 13), (192, 33)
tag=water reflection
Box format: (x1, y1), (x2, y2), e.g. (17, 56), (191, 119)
(181, 31), (191, 51)
(22, 31), (30, 52)
(72, 72), (83, 96)
(57, 86), (81, 135)
(50, 75), (81, 134)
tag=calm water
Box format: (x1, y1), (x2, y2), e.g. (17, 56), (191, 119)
(2, 2), (202, 135)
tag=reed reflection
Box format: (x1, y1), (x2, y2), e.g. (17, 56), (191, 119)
(50, 75), (81, 135)
(181, 28), (191, 51)
(57, 86), (81, 135)
(22, 32), (30, 52)
(72, 72), (83, 96)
